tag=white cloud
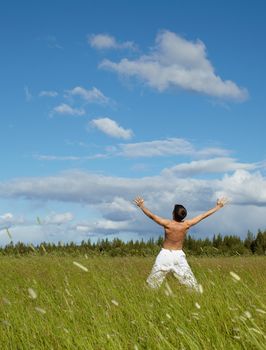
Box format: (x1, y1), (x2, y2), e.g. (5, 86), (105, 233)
(99, 30), (248, 101)
(162, 158), (258, 177)
(116, 138), (230, 158)
(0, 166), (266, 239)
(216, 169), (266, 206)
(0, 170), (164, 204)
(77, 219), (132, 232)
(76, 225), (91, 233)
(118, 138), (193, 157)
(0, 212), (25, 231)
(90, 117), (133, 139)
(92, 219), (131, 231)
(66, 86), (109, 104)
(53, 103), (85, 116)
(34, 154), (107, 161)
(89, 33), (136, 50)
(44, 212), (74, 225)
(0, 213), (13, 221)
(0, 167), (265, 209)
(39, 90), (58, 97)
(97, 196), (136, 221)
(0, 224), (69, 246)
(36, 155), (82, 161)
(33, 138), (230, 161)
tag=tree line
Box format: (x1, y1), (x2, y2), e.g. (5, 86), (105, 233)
(0, 229), (265, 257)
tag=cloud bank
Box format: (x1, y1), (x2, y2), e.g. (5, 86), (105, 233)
(0, 165), (266, 242)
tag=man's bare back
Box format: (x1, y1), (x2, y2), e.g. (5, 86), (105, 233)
(163, 221), (189, 250)
(134, 196), (228, 250)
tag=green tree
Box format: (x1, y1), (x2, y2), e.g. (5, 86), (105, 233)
(253, 230), (266, 255)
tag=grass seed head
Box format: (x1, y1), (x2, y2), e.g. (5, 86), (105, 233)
(35, 307), (46, 314)
(6, 228), (12, 240)
(176, 327), (184, 334)
(239, 316), (246, 322)
(28, 288), (37, 299)
(73, 261), (88, 272)
(65, 288), (72, 297)
(192, 315), (200, 320)
(229, 306), (238, 311)
(198, 284), (204, 294)
(248, 327), (263, 335)
(195, 302), (201, 309)
(256, 308), (266, 314)
(29, 244), (36, 252)
(111, 299), (119, 306)
(243, 311), (252, 319)
(40, 244), (47, 253)
(230, 271), (241, 281)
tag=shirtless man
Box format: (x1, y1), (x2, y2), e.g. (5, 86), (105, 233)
(134, 196), (228, 291)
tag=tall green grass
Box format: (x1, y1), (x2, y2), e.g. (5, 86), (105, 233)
(0, 256), (265, 349)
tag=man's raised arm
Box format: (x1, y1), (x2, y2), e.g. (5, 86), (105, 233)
(186, 197), (228, 228)
(134, 196), (170, 227)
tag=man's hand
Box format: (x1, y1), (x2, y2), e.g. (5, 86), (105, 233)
(133, 196), (169, 227)
(186, 197), (229, 228)
(216, 197), (229, 208)
(134, 196), (145, 208)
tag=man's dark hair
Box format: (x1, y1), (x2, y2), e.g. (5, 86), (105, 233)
(173, 204), (187, 222)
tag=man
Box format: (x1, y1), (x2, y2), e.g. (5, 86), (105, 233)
(134, 196), (228, 291)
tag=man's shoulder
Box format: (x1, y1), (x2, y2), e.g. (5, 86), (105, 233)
(170, 219), (189, 225)
(182, 220), (191, 229)
(169, 220), (190, 229)
(168, 220), (189, 229)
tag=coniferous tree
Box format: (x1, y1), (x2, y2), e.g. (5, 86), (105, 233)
(244, 231), (254, 251)
(1, 230), (266, 256)
(253, 230), (266, 254)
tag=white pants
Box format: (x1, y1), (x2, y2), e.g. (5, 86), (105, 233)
(147, 248), (199, 291)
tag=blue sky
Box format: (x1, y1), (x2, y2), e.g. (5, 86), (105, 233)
(0, 0), (266, 245)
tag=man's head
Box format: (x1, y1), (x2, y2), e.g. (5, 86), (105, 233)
(173, 204), (187, 222)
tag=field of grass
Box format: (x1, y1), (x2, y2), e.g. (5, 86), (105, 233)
(0, 255), (265, 349)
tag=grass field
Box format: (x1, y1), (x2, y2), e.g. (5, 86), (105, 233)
(0, 255), (265, 349)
